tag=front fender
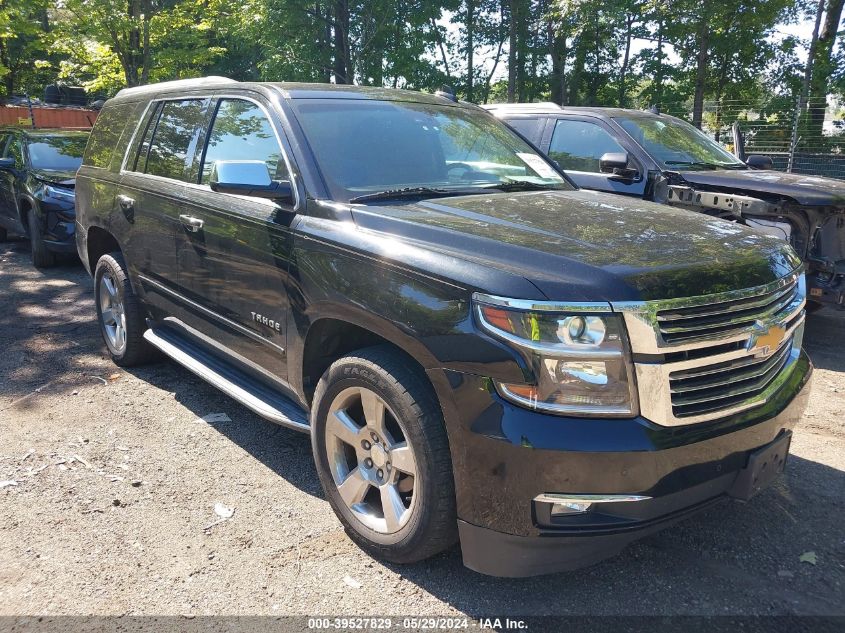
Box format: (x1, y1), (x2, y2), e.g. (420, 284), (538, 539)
(287, 224), (529, 397)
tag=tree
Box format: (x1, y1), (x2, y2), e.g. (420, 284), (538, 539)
(0, 0), (52, 96)
(807, 0), (845, 135)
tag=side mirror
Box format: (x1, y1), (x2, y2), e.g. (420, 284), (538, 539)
(209, 160), (293, 202)
(746, 154), (773, 170)
(599, 152), (638, 179)
(0, 157), (16, 171)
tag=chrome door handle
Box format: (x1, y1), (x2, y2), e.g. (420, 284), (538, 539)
(117, 195), (135, 211)
(179, 215), (204, 232)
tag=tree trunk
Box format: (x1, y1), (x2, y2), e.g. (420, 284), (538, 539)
(125, 0), (141, 86)
(618, 14), (633, 107)
(332, 0), (351, 84)
(466, 0), (474, 101)
(568, 37), (586, 106)
(807, 0), (845, 137)
(506, 0), (516, 102)
(548, 18), (566, 105)
(483, 9), (506, 103)
(653, 15), (664, 107)
(431, 17), (452, 82)
(691, 15), (710, 129)
(140, 0), (151, 85)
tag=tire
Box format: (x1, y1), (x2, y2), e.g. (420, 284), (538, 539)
(94, 252), (158, 366)
(27, 208), (56, 268)
(0, 226), (7, 242)
(311, 346), (458, 564)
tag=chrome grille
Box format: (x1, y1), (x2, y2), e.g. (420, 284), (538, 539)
(613, 270), (806, 426)
(669, 334), (793, 418)
(656, 278), (799, 344)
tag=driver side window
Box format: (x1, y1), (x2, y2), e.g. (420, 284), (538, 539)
(200, 99), (282, 185)
(549, 119), (625, 173)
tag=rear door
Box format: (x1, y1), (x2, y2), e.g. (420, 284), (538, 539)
(545, 116), (646, 197)
(118, 97), (212, 319)
(176, 94), (300, 384)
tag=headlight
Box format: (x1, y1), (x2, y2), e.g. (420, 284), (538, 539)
(474, 294), (638, 417)
(43, 185), (75, 202)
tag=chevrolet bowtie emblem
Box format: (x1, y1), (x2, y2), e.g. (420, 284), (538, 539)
(747, 322), (786, 358)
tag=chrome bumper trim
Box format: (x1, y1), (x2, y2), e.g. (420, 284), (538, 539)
(534, 493), (652, 504)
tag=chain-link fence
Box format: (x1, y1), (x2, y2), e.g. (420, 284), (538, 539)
(657, 99), (845, 180)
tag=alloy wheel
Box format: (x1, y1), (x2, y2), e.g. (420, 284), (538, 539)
(99, 272), (127, 354)
(325, 386), (418, 534)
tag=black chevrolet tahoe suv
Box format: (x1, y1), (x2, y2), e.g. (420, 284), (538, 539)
(75, 78), (812, 577)
(0, 127), (88, 267)
(485, 103), (845, 310)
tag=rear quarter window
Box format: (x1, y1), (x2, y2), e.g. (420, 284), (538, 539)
(83, 102), (134, 169)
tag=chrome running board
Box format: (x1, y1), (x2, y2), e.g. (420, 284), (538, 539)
(143, 328), (310, 433)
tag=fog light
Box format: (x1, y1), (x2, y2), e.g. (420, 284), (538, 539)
(551, 501), (593, 515)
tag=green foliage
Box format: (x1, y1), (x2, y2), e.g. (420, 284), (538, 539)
(0, 0), (842, 136)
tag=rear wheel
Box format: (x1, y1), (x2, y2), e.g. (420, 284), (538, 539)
(94, 252), (158, 366)
(27, 208), (56, 268)
(311, 346), (457, 564)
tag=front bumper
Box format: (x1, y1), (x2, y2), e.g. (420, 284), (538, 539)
(39, 206), (76, 253)
(429, 349), (812, 577)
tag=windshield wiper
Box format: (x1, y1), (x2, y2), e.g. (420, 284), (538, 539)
(664, 160), (732, 170)
(481, 180), (561, 192)
(349, 187), (460, 203)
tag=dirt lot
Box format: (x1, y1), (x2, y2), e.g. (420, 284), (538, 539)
(0, 237), (843, 618)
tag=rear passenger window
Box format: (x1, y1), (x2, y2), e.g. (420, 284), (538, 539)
(144, 99), (208, 181)
(200, 99), (282, 185)
(83, 102), (132, 169)
(549, 119), (626, 173)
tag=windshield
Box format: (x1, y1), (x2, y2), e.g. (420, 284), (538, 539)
(290, 99), (570, 202)
(616, 116), (745, 170)
(27, 134), (88, 172)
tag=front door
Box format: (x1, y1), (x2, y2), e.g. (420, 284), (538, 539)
(177, 96), (299, 385)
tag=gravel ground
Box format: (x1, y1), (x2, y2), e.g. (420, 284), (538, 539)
(0, 237), (843, 618)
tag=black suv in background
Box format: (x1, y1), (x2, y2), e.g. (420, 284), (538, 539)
(0, 127), (88, 267)
(75, 78), (811, 577)
(485, 104), (845, 310)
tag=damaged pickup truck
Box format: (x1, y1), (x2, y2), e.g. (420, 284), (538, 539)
(485, 104), (845, 309)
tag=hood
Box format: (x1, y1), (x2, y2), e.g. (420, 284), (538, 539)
(350, 189), (802, 302)
(31, 168), (76, 188)
(678, 169), (845, 207)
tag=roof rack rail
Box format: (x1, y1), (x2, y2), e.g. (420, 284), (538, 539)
(115, 76), (237, 99)
(481, 102), (562, 112)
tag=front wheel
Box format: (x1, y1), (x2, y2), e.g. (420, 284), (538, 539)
(27, 208), (56, 268)
(311, 346), (457, 564)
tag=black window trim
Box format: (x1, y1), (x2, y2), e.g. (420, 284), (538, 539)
(119, 92), (300, 211)
(120, 93), (213, 177)
(190, 93), (300, 211)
